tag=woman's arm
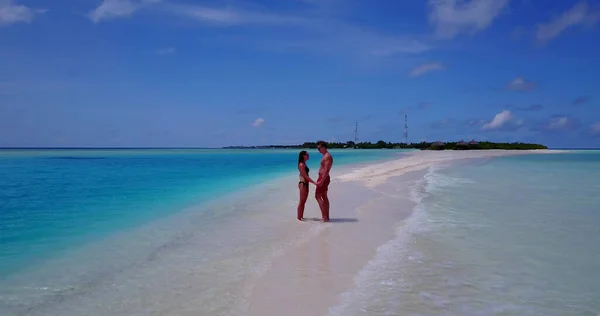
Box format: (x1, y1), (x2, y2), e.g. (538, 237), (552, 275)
(298, 163), (317, 184)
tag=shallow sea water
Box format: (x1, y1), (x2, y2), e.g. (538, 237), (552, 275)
(0, 148), (404, 315)
(329, 151), (600, 316)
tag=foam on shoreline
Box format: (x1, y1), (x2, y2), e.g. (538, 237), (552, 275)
(337, 149), (570, 187)
(245, 149), (570, 316)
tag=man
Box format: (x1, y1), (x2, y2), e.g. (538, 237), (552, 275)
(315, 140), (333, 222)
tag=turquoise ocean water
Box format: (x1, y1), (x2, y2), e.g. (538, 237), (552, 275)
(332, 150), (600, 316)
(0, 149), (401, 279)
(3, 149), (600, 315)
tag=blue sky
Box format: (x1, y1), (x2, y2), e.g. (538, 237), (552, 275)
(1, 0), (599, 148)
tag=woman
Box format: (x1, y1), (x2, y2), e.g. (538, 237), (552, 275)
(297, 150), (317, 221)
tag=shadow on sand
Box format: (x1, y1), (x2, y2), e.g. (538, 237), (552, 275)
(305, 217), (358, 223)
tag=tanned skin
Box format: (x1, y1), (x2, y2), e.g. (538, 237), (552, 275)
(315, 141), (333, 222)
(297, 151), (317, 221)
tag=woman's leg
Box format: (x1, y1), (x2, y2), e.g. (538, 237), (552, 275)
(297, 183), (309, 220)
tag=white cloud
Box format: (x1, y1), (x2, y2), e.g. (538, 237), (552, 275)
(535, 1), (600, 43)
(547, 117), (570, 130)
(180, 7), (241, 24)
(591, 122), (600, 134)
(0, 0), (45, 25)
(90, 1), (304, 25)
(89, 0), (160, 23)
(431, 118), (453, 129)
(409, 62), (445, 77)
(155, 47), (175, 55)
(534, 116), (581, 133)
(468, 118), (486, 127)
(252, 117), (265, 128)
(427, 0), (510, 39)
(333, 29), (430, 57)
(482, 110), (522, 131)
(87, 1), (431, 60)
(169, 4), (305, 26)
(506, 76), (537, 91)
(173, 5), (430, 57)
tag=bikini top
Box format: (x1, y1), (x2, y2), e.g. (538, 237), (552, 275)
(299, 164), (310, 178)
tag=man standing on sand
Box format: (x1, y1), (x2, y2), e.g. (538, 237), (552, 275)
(315, 140), (333, 222)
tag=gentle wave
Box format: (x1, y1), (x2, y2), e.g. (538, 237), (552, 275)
(329, 153), (600, 316)
(328, 165), (464, 316)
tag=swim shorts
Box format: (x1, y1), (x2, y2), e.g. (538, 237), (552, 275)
(316, 174), (330, 194)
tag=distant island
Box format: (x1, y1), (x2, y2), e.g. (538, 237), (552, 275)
(223, 140), (548, 150)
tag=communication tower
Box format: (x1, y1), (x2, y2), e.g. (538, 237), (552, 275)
(354, 121), (359, 148)
(403, 114), (408, 144)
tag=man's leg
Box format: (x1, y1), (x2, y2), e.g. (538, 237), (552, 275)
(315, 190), (328, 222)
(322, 176), (331, 221)
(315, 176), (331, 222)
(322, 192), (330, 221)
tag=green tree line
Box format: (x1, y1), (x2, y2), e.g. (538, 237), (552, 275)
(224, 140), (547, 150)
(299, 140), (547, 150)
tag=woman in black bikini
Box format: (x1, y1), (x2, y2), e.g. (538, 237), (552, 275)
(297, 150), (317, 221)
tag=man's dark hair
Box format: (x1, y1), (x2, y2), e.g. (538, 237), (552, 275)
(316, 140), (327, 148)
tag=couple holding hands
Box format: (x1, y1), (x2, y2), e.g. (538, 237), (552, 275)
(297, 140), (333, 222)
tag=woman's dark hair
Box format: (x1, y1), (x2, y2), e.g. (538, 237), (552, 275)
(298, 150), (308, 165)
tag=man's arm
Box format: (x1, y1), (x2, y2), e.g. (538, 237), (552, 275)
(323, 154), (333, 177)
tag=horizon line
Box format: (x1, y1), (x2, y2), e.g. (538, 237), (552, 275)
(0, 146), (597, 150)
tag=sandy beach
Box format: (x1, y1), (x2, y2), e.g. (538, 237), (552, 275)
(2, 149), (577, 316)
(246, 149), (569, 316)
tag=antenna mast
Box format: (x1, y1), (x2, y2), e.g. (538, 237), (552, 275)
(354, 121), (359, 147)
(403, 114), (408, 144)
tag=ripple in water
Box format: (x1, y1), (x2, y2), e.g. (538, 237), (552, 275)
(329, 153), (600, 316)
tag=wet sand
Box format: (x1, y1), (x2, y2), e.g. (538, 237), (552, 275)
(246, 149), (569, 316)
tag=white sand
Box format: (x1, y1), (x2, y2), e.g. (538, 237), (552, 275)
(246, 149), (569, 316)
(338, 149), (570, 187)
(5, 149), (569, 316)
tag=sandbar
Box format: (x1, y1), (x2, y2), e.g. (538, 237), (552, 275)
(245, 149), (568, 316)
